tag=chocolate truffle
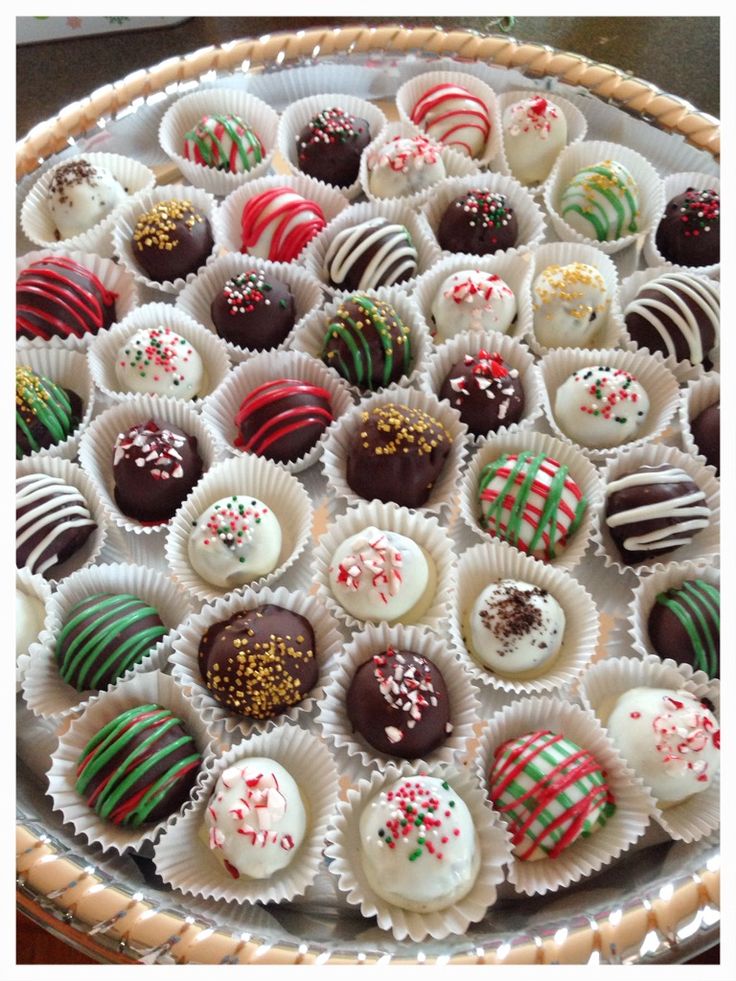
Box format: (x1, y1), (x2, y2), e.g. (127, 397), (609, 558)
(553, 366), (649, 450)
(75, 703), (201, 827)
(346, 403), (452, 509)
(648, 579), (720, 678)
(241, 186), (326, 263)
(532, 262), (609, 349)
(114, 327), (204, 400)
(112, 419), (203, 524)
(437, 190), (518, 255)
(606, 688), (719, 804)
(346, 647), (452, 758)
(690, 401), (719, 474)
(16, 473), (97, 578)
(198, 605), (317, 718)
(560, 159), (639, 242)
(47, 158), (126, 240)
(183, 113), (264, 173)
(131, 199), (214, 282)
(321, 295), (412, 391)
(16, 255), (118, 342)
(210, 270), (296, 350)
(439, 350), (524, 437)
(502, 96), (567, 186)
(655, 188), (719, 267)
(234, 378), (333, 463)
(367, 135), (446, 199)
(489, 731), (615, 860)
(431, 269), (517, 340)
(187, 495), (282, 589)
(16, 588), (46, 658)
(410, 82), (491, 158)
(604, 464), (709, 566)
(467, 579), (565, 676)
(205, 758), (307, 879)
(624, 271), (719, 367)
(359, 775), (480, 912)
(296, 106), (370, 187)
(478, 451), (587, 561)
(16, 365), (83, 459)
(323, 217), (418, 291)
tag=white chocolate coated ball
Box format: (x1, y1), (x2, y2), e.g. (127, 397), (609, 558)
(431, 269), (517, 341)
(532, 263), (609, 349)
(367, 135), (446, 199)
(553, 365), (650, 449)
(47, 158), (126, 239)
(559, 159), (640, 242)
(187, 495), (282, 588)
(16, 588), (45, 656)
(114, 326), (204, 400)
(502, 96), (567, 186)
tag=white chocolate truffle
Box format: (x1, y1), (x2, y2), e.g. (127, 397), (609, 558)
(359, 774), (480, 911)
(606, 687), (720, 804)
(114, 326), (205, 400)
(410, 82), (492, 159)
(328, 526), (431, 624)
(47, 158), (126, 240)
(187, 495), (282, 588)
(560, 159), (640, 242)
(553, 365), (650, 450)
(469, 579), (565, 676)
(532, 263), (609, 349)
(367, 135), (446, 199)
(431, 269), (517, 341)
(205, 757), (306, 879)
(502, 96), (567, 186)
(16, 588), (45, 657)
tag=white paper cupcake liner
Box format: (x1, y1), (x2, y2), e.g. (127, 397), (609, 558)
(324, 758), (511, 942)
(290, 285), (431, 397)
(643, 172), (721, 279)
(544, 140), (665, 256)
(46, 670), (212, 855)
(395, 69), (502, 166)
(476, 694), (655, 895)
(111, 184), (220, 295)
(593, 441), (720, 577)
(201, 348), (354, 475)
(450, 539), (599, 697)
(164, 452), (314, 603)
(15, 347), (95, 463)
(16, 248), (140, 353)
(159, 88), (280, 197)
(420, 328), (543, 444)
(152, 723), (339, 904)
(22, 562), (195, 722)
(168, 585), (342, 739)
(578, 655), (720, 843)
(316, 621), (480, 770)
(20, 151), (156, 257)
(679, 371), (720, 477)
(526, 241), (625, 356)
(278, 92), (388, 200)
(16, 567), (54, 694)
(87, 302), (232, 409)
(459, 429), (603, 571)
(320, 386), (468, 518)
(16, 455), (109, 585)
(539, 346), (681, 462)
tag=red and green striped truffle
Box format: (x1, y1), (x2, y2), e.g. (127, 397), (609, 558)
(183, 113), (264, 174)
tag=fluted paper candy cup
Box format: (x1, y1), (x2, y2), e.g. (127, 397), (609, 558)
(643, 172), (720, 279)
(477, 695), (655, 896)
(679, 371), (720, 478)
(16, 567), (53, 694)
(324, 759), (512, 942)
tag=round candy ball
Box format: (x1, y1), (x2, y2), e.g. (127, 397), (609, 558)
(47, 158), (126, 240)
(210, 270), (296, 351)
(131, 199), (214, 283)
(16, 473), (97, 579)
(296, 106), (371, 187)
(502, 96), (567, 186)
(560, 159), (639, 242)
(655, 188), (719, 267)
(410, 82), (491, 158)
(439, 350), (524, 437)
(690, 401), (719, 474)
(234, 378), (333, 463)
(553, 365), (650, 450)
(532, 262), (609, 349)
(367, 135), (446, 199)
(183, 113), (264, 174)
(648, 579), (719, 678)
(322, 295), (412, 391)
(437, 189), (518, 256)
(114, 326), (204, 400)
(16, 365), (83, 459)
(431, 269), (517, 341)
(323, 217), (418, 291)
(241, 186), (326, 263)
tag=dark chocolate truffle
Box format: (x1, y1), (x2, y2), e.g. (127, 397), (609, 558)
(75, 703), (201, 827)
(322, 295), (412, 391)
(16, 473), (97, 578)
(234, 378), (333, 463)
(655, 188), (720, 268)
(604, 464), (710, 565)
(16, 255), (118, 342)
(16, 365), (83, 459)
(346, 402), (452, 508)
(437, 189), (518, 255)
(647, 579), (720, 678)
(323, 217), (418, 291)
(296, 106), (371, 187)
(131, 199), (214, 282)
(346, 647), (452, 759)
(690, 401), (719, 475)
(197, 604), (318, 719)
(56, 592), (167, 691)
(210, 269), (296, 350)
(112, 419), (203, 524)
(438, 350), (524, 437)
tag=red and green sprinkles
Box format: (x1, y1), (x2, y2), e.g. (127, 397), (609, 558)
(375, 777), (462, 862)
(456, 189), (514, 231)
(220, 270), (288, 315)
(193, 497), (270, 564)
(573, 366), (644, 426)
(669, 187), (719, 238)
(297, 107), (364, 157)
(118, 327), (196, 389)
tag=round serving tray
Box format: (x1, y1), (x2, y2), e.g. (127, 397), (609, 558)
(16, 24), (720, 965)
